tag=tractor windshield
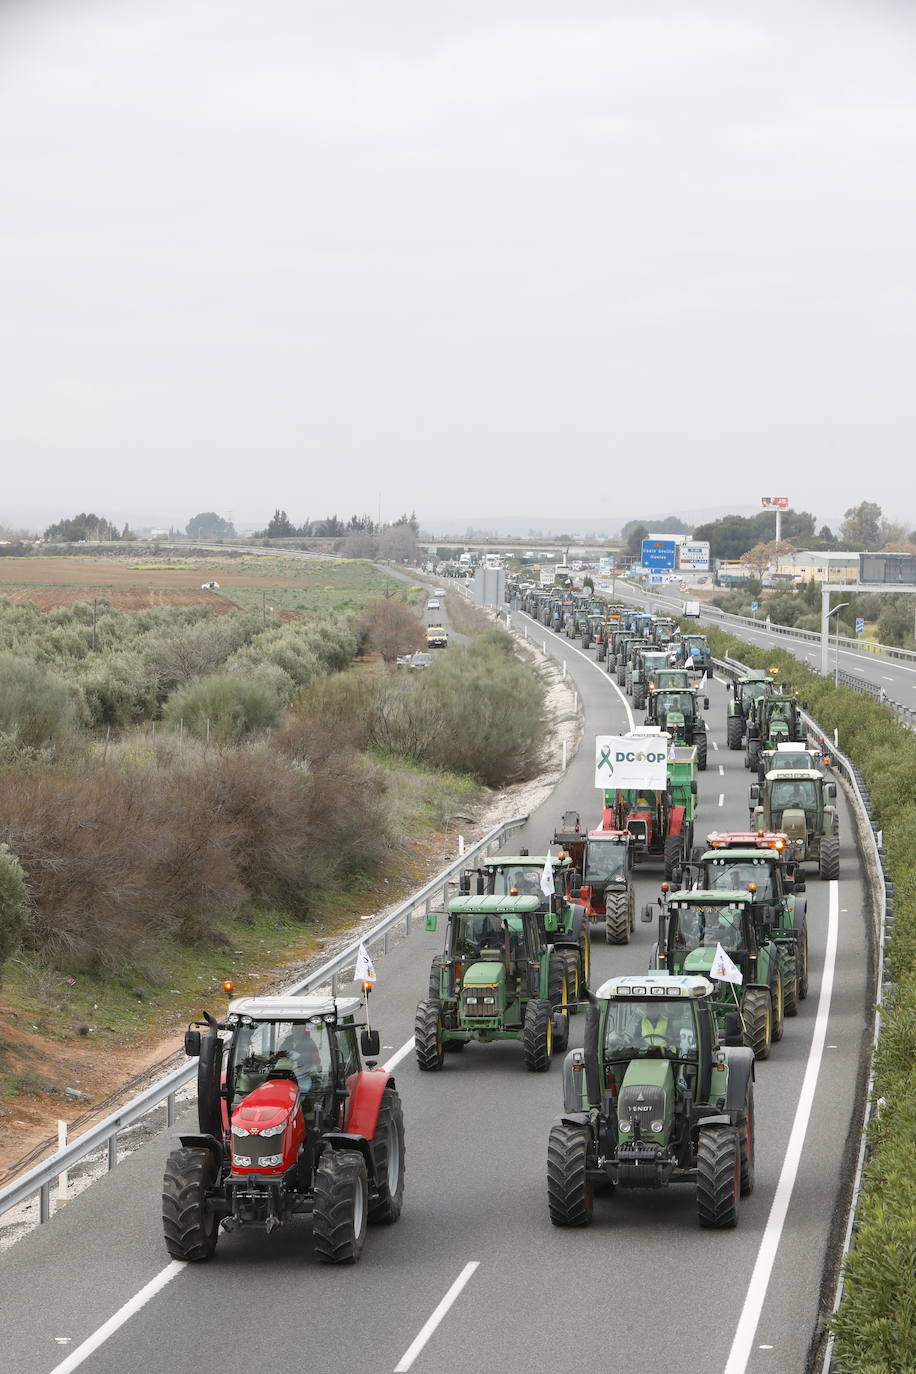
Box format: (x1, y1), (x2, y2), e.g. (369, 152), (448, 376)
(488, 865), (546, 901)
(659, 692), (695, 719)
(741, 681), (769, 705)
(232, 1020), (332, 1098)
(705, 861), (774, 901)
(671, 904), (746, 954)
(604, 999), (698, 1058)
(769, 778), (818, 824)
(583, 840), (628, 883)
(453, 913), (521, 961)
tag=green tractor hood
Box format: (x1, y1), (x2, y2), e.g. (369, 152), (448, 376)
(684, 947), (717, 977)
(617, 1057), (675, 1146)
(462, 961), (507, 988)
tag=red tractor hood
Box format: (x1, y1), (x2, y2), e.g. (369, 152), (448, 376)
(232, 1078), (299, 1133)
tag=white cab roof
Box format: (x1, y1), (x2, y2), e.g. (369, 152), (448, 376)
(227, 995), (362, 1020)
(596, 973), (714, 1000)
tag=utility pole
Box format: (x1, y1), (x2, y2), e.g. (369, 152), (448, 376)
(262, 590), (267, 629)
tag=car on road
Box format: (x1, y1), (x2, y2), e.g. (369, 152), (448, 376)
(426, 598), (440, 610)
(200, 581), (220, 590)
(411, 652), (433, 669)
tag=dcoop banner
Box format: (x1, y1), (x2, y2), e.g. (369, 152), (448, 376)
(595, 735), (668, 790)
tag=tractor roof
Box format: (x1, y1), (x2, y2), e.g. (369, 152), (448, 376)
(666, 889), (753, 906)
(700, 848), (782, 864)
(740, 670), (771, 681)
(596, 973), (714, 1000)
(763, 768), (823, 781)
(705, 830), (789, 852)
(447, 894), (542, 915)
(227, 995), (362, 1021)
(481, 855), (569, 869)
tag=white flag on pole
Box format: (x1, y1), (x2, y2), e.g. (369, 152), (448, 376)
(355, 941), (376, 984)
(710, 943), (743, 985)
(540, 851), (555, 898)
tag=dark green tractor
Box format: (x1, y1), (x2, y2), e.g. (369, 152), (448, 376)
(547, 973), (755, 1229)
(745, 693), (806, 770)
(416, 895), (570, 1072)
(606, 630), (640, 679)
(726, 671), (773, 750)
(750, 769), (840, 879)
(692, 842), (809, 1014)
(628, 647), (669, 709)
(645, 686), (709, 769)
(643, 890), (785, 1060)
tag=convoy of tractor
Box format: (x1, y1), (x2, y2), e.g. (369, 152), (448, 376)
(163, 594), (840, 1258)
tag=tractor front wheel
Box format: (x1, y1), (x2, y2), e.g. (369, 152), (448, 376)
(414, 999), (445, 1071)
(162, 1147), (220, 1262)
(368, 1086), (406, 1226)
(523, 999), (553, 1072)
(605, 892), (630, 945)
(819, 836), (840, 881)
(696, 1128), (740, 1229)
(546, 1123), (594, 1227)
(742, 987), (772, 1060)
(313, 1149), (368, 1263)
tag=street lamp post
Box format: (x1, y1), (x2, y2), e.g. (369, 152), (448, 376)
(825, 602), (850, 686)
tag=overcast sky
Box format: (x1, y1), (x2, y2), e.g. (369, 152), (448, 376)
(2, 0), (914, 533)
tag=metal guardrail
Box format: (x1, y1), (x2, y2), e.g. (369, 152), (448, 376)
(0, 813), (528, 1229)
(714, 654), (890, 1372)
(835, 669), (916, 730)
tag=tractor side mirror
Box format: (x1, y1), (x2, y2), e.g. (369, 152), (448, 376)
(360, 1029), (381, 1059)
(641, 903), (654, 923)
(544, 908), (558, 932)
(749, 785), (759, 803)
(825, 783), (836, 800)
(424, 911), (438, 932)
(722, 1013), (743, 1047)
(184, 1029), (201, 1057)
(704, 697), (709, 710)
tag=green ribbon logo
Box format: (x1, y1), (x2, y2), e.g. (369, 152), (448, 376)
(598, 745), (614, 775)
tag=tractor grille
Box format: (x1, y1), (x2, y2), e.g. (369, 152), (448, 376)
(462, 987), (498, 1018)
(231, 1132), (287, 1173)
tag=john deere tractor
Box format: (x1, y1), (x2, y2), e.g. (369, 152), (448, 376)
(628, 647), (669, 709)
(642, 889), (785, 1059)
(162, 993), (404, 1264)
(553, 808), (635, 945)
(693, 834), (809, 1013)
(750, 769), (840, 879)
(416, 895), (570, 1072)
(745, 693), (806, 770)
(546, 973), (755, 1229)
(726, 671), (773, 750)
(645, 686), (709, 769)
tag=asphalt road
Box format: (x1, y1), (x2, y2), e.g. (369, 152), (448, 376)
(1, 613), (870, 1374)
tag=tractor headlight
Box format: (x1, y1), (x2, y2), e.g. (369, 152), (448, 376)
(233, 1154), (252, 1167)
(482, 997), (495, 1005)
(618, 1117), (632, 1133)
(231, 1124), (251, 1137)
(650, 1119), (664, 1133)
(260, 1153), (283, 1168)
(259, 1122), (286, 1138)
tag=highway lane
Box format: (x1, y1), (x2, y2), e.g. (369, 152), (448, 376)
(1, 619), (869, 1374)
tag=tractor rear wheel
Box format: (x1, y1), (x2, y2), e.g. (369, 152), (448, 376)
(605, 892), (630, 945)
(578, 927), (591, 989)
(523, 999), (553, 1072)
(780, 948), (799, 1017)
(628, 886), (636, 932)
(606, 654), (616, 673)
(696, 733), (708, 771)
(796, 919), (810, 1000)
(414, 999), (445, 1071)
(428, 959), (442, 1000)
(726, 716), (744, 750)
(663, 835), (683, 881)
(546, 1123), (594, 1227)
(696, 1128), (740, 1228)
(162, 1147), (220, 1262)
(548, 952), (568, 1009)
(633, 683), (645, 710)
(742, 987), (772, 1060)
(819, 835), (840, 880)
(616, 663), (626, 685)
(368, 1086), (406, 1225)
(313, 1149), (368, 1263)
(770, 968), (785, 1043)
(560, 948), (580, 1009)
(739, 1088), (755, 1197)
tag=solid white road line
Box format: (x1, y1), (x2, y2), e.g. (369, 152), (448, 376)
(518, 614), (635, 729)
(394, 1261), (480, 1372)
(718, 794), (725, 807)
(723, 880), (840, 1374)
(48, 1263), (186, 1374)
(47, 1037), (419, 1372)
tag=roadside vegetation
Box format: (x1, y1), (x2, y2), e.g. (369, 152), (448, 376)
(703, 624), (916, 1371)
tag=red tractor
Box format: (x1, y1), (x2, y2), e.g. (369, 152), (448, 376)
(606, 786), (689, 880)
(162, 993), (404, 1264)
(553, 808), (635, 944)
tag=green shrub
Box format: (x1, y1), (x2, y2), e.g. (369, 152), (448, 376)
(0, 652), (78, 747)
(0, 842), (27, 983)
(163, 674), (285, 744)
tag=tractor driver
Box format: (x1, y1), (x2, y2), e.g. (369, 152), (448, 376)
(275, 1025), (323, 1094)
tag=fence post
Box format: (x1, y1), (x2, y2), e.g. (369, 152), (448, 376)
(167, 1093), (176, 1128)
(108, 1134), (118, 1171)
(40, 1182), (50, 1224)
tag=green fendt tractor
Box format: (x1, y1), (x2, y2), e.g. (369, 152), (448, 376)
(693, 833), (809, 1013)
(745, 693), (806, 770)
(460, 852), (591, 999)
(756, 741), (825, 781)
(645, 685), (709, 769)
(546, 973), (755, 1229)
(750, 769), (840, 879)
(416, 895), (570, 1072)
(726, 671), (773, 750)
(643, 889), (785, 1059)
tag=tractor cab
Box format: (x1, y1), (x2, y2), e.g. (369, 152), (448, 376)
(756, 770), (822, 835)
(649, 668), (693, 692)
(758, 742), (824, 780)
(658, 893), (758, 981)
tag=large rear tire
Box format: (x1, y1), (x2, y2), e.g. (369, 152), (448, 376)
(742, 987), (772, 1060)
(368, 1086), (405, 1225)
(162, 1147), (220, 1262)
(605, 892), (630, 945)
(696, 733), (708, 771)
(819, 835), (840, 881)
(770, 967), (785, 1043)
(780, 948), (799, 1017)
(560, 948), (580, 1010)
(313, 1149), (368, 1263)
(739, 1088), (755, 1197)
(633, 683), (646, 710)
(414, 999), (445, 1071)
(696, 1128), (740, 1229)
(428, 959), (442, 1000)
(663, 835), (683, 882)
(726, 716), (744, 750)
(523, 999), (553, 1072)
(546, 1123), (594, 1227)
(796, 919), (810, 1000)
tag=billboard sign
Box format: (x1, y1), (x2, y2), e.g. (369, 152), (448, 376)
(595, 735), (669, 791)
(640, 538), (677, 571)
(678, 541), (710, 569)
(539, 569), (555, 587)
(761, 497), (789, 510)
